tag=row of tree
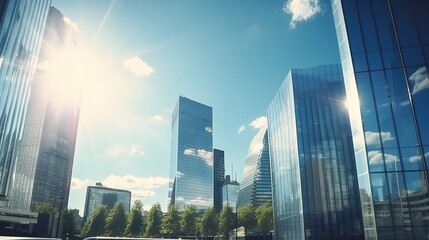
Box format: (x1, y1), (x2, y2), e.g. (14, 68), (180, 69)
(61, 201), (273, 239)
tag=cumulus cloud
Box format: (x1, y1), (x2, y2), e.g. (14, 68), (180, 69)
(365, 131), (395, 146)
(238, 125), (246, 134)
(183, 148), (213, 166)
(103, 174), (169, 190)
(151, 115), (164, 122)
(248, 125), (268, 157)
(63, 16), (78, 31)
(71, 177), (92, 189)
(249, 116), (267, 129)
(106, 144), (145, 157)
(123, 56), (154, 78)
(283, 0), (322, 29)
(368, 151), (398, 165)
(409, 66), (429, 94)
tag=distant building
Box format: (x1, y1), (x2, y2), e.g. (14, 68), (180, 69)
(213, 149), (225, 212)
(332, 0), (429, 238)
(237, 127), (272, 209)
(169, 96), (213, 211)
(83, 183), (131, 222)
(222, 175), (239, 213)
(267, 65), (363, 239)
(0, 0), (51, 200)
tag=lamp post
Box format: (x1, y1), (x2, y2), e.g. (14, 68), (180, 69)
(56, 196), (64, 238)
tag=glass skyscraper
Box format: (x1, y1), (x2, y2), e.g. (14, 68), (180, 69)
(223, 175), (240, 213)
(0, 0), (51, 198)
(237, 127), (272, 209)
(332, 0), (429, 239)
(214, 148), (225, 212)
(169, 96), (213, 211)
(267, 65), (363, 239)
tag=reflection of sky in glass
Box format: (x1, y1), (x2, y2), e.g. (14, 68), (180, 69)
(409, 66), (429, 94)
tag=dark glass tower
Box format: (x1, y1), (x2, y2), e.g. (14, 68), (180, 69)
(332, 0), (429, 239)
(169, 96), (213, 211)
(267, 65), (363, 240)
(214, 148), (225, 212)
(237, 127), (272, 209)
(0, 0), (51, 199)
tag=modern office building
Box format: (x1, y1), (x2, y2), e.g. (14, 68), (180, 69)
(237, 127), (272, 209)
(267, 65), (364, 239)
(0, 0), (51, 199)
(169, 96), (213, 211)
(4, 7), (80, 212)
(83, 183), (131, 222)
(332, 0), (429, 239)
(222, 175), (240, 213)
(214, 148), (225, 212)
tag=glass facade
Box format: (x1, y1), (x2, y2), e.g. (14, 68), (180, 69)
(223, 175), (240, 213)
(237, 128), (272, 208)
(83, 183), (131, 222)
(214, 148), (225, 212)
(169, 96), (213, 211)
(332, 0), (429, 239)
(267, 65), (363, 240)
(0, 0), (51, 198)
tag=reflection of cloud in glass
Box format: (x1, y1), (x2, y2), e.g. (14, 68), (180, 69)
(177, 171), (185, 178)
(183, 148), (213, 166)
(425, 152), (429, 158)
(186, 197), (212, 207)
(368, 150), (398, 165)
(365, 131), (394, 146)
(205, 127), (212, 133)
(409, 66), (429, 94)
(409, 155), (422, 163)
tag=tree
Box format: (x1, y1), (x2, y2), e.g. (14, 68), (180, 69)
(218, 205), (235, 238)
(81, 205), (108, 238)
(62, 209), (77, 239)
(180, 205), (198, 237)
(34, 202), (58, 216)
(200, 207), (217, 238)
(161, 204), (181, 237)
(238, 204), (257, 235)
(255, 203), (273, 234)
(125, 200), (144, 237)
(144, 203), (163, 237)
(105, 202), (127, 237)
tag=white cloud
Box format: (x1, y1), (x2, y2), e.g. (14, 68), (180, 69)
(205, 127), (213, 133)
(409, 66), (429, 94)
(249, 116), (267, 129)
(283, 0), (322, 29)
(106, 144), (145, 157)
(71, 177), (92, 189)
(368, 151), (398, 165)
(248, 125), (268, 157)
(62, 16), (78, 31)
(103, 174), (169, 190)
(365, 131), (395, 146)
(186, 197), (213, 207)
(409, 155), (422, 163)
(238, 125), (246, 134)
(123, 56), (154, 78)
(183, 148), (213, 166)
(151, 115), (164, 122)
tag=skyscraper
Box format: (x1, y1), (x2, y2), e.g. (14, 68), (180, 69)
(223, 175), (240, 213)
(332, 0), (429, 238)
(169, 96), (213, 211)
(0, 0), (51, 199)
(237, 127), (272, 209)
(214, 148), (225, 212)
(4, 7), (80, 212)
(267, 65), (363, 239)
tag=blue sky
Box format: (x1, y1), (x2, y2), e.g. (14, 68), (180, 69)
(51, 0), (341, 213)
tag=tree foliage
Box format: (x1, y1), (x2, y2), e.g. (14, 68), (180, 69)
(62, 209), (77, 239)
(144, 203), (163, 237)
(180, 205), (198, 236)
(125, 200), (144, 237)
(161, 204), (181, 237)
(255, 203), (273, 234)
(105, 202), (127, 237)
(34, 202), (58, 216)
(238, 204), (257, 235)
(200, 207), (218, 237)
(218, 205), (235, 238)
(80, 205), (108, 238)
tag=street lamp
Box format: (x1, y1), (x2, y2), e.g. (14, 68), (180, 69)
(56, 196), (64, 238)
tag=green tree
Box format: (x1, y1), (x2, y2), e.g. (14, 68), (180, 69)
(238, 204), (257, 235)
(125, 200), (144, 237)
(218, 205), (235, 238)
(105, 202), (127, 237)
(62, 209), (77, 239)
(144, 203), (163, 237)
(80, 205), (108, 238)
(255, 203), (273, 234)
(34, 202), (58, 216)
(161, 204), (181, 237)
(200, 207), (217, 238)
(180, 205), (198, 237)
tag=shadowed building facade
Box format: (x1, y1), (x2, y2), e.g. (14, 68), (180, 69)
(332, 0), (429, 238)
(169, 96), (213, 211)
(267, 65), (363, 240)
(214, 148), (225, 212)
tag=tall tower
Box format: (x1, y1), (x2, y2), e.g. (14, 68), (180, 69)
(0, 0), (51, 199)
(169, 96), (213, 211)
(237, 127), (272, 209)
(332, 0), (429, 238)
(213, 148), (225, 212)
(267, 65), (363, 239)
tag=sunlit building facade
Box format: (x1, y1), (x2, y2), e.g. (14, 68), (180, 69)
(237, 128), (272, 209)
(169, 96), (213, 211)
(332, 0), (429, 239)
(0, 0), (51, 199)
(83, 183), (131, 222)
(214, 148), (225, 212)
(267, 65), (363, 239)
(223, 175), (240, 213)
